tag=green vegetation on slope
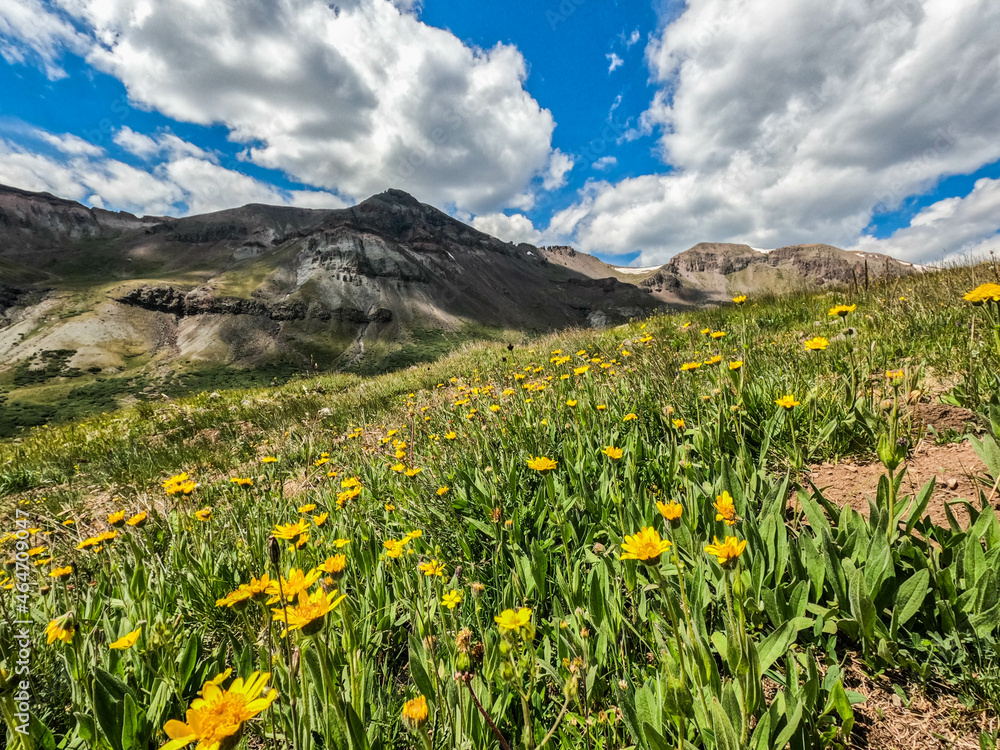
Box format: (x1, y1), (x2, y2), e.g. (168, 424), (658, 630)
(1, 263), (999, 749)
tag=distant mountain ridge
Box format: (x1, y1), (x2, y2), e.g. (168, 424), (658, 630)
(0, 183), (664, 377)
(540, 241), (920, 306)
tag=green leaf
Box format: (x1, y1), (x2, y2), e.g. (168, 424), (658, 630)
(771, 696), (803, 749)
(121, 694), (139, 750)
(93, 675), (125, 750)
(905, 478), (935, 535)
(28, 715), (56, 750)
(407, 635), (435, 702)
(634, 681), (660, 737)
(642, 722), (673, 750)
(758, 617), (813, 673)
(890, 568), (930, 638)
(345, 702), (370, 750)
(711, 697), (741, 750)
(74, 713), (97, 744)
(176, 635), (199, 688)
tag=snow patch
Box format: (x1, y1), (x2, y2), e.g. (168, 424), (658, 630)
(614, 266), (661, 274)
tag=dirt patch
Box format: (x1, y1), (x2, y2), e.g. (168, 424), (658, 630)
(807, 440), (993, 528)
(845, 659), (997, 749)
(910, 403), (978, 434)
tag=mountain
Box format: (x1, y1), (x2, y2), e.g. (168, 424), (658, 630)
(0, 184), (664, 378)
(541, 242), (922, 306)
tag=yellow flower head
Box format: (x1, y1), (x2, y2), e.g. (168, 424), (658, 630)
(526, 456), (558, 472)
(620, 527), (672, 565)
(160, 671), (278, 750)
(803, 336), (829, 351)
(50, 565), (74, 579)
(401, 695), (429, 730)
(704, 535), (747, 567)
(46, 616), (75, 645)
(574, 365), (590, 376)
(437, 486), (450, 496)
(318, 554), (346, 577)
(313, 512), (329, 527)
(828, 304), (856, 318)
(107, 510), (127, 527)
(495, 607), (532, 633)
(194, 508), (212, 522)
(623, 413), (638, 422)
(885, 369), (904, 380)
(440, 590), (463, 610)
(273, 520), (309, 541)
(775, 394), (800, 410)
(404, 467), (423, 477)
(265, 568), (321, 604)
(445, 431), (457, 440)
(271, 589), (346, 637)
(710, 331), (726, 339)
(680, 361), (702, 372)
(656, 501), (683, 523)
(109, 627), (142, 650)
(732, 295), (747, 305)
(126, 511), (148, 528)
(704, 355), (722, 367)
(261, 456), (278, 463)
(729, 360), (743, 371)
(714, 491), (738, 525)
(602, 446), (623, 460)
(672, 418), (685, 430)
(298, 503), (316, 514)
(230, 477), (254, 487)
(964, 283), (1000, 304)
(418, 559), (446, 577)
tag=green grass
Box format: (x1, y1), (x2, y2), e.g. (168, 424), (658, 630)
(1, 262), (999, 750)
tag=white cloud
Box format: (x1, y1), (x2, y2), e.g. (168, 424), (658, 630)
(0, 0), (84, 77)
(852, 177), (1000, 263)
(552, 0), (1000, 265)
(606, 53), (624, 73)
(0, 128), (346, 216)
(541, 149), (574, 191)
(627, 29), (641, 48)
(470, 212), (542, 245)
(592, 156), (617, 171)
(37, 129), (104, 156)
(4, 0), (557, 215)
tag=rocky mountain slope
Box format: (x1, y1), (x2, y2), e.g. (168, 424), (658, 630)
(541, 242), (922, 306)
(0, 184), (664, 378)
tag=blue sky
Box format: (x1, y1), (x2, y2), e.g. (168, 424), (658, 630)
(1, 0), (998, 265)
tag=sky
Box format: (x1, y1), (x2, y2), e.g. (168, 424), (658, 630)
(1, 0), (999, 267)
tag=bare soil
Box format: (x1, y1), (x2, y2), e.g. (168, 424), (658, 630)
(844, 658), (997, 749)
(807, 439), (994, 528)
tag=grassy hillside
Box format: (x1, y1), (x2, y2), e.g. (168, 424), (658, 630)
(2, 262), (999, 749)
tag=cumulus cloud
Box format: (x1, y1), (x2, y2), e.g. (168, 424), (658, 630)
(0, 127), (346, 216)
(852, 177), (1000, 264)
(592, 156), (617, 171)
(542, 149), (574, 191)
(0, 0), (84, 77)
(470, 212), (543, 245)
(606, 53), (624, 73)
(1, 0), (558, 215)
(554, 0), (1000, 264)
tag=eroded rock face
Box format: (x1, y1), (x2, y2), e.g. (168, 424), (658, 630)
(115, 285), (390, 324)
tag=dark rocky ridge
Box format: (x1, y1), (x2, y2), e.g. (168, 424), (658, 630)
(0, 183), (667, 373)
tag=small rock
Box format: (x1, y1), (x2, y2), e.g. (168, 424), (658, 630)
(209, 391), (221, 399)
(946, 477), (959, 490)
